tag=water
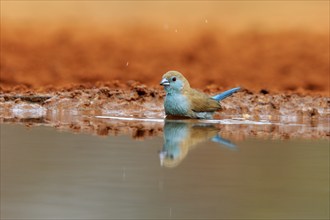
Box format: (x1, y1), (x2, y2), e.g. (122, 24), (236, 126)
(1, 123), (329, 219)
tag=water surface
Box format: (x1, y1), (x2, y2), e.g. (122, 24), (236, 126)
(1, 124), (329, 219)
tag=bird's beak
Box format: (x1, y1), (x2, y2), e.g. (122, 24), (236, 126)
(160, 78), (170, 86)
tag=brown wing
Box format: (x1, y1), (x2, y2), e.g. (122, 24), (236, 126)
(186, 89), (221, 112)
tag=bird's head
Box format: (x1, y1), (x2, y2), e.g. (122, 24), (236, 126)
(160, 71), (190, 94)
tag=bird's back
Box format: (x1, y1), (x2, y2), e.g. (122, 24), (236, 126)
(186, 89), (221, 113)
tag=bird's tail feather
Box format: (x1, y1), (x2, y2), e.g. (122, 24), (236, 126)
(212, 87), (240, 101)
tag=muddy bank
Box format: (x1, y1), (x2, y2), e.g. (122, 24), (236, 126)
(1, 84), (329, 119)
(1, 26), (329, 139)
(1, 85), (329, 139)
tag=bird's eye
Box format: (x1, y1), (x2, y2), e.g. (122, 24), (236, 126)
(172, 77), (176, 82)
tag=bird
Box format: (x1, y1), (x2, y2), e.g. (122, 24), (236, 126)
(160, 70), (240, 119)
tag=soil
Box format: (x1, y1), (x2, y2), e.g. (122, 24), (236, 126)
(1, 26), (329, 139)
(1, 26), (329, 95)
(0, 84), (329, 139)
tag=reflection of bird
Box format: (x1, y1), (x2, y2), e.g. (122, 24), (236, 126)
(160, 71), (240, 119)
(160, 120), (236, 168)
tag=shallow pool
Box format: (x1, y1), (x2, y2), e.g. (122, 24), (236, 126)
(1, 123), (329, 219)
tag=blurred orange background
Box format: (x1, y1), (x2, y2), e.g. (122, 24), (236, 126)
(1, 1), (329, 94)
(2, 1), (329, 31)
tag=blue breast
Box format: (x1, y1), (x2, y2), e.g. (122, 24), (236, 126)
(164, 93), (189, 116)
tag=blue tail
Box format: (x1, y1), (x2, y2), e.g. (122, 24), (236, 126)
(212, 87), (240, 101)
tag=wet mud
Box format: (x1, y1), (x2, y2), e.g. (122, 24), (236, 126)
(1, 85), (329, 140)
(1, 26), (329, 139)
